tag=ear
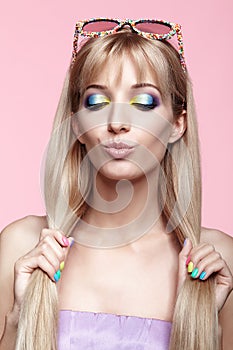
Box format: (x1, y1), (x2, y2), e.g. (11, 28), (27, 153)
(168, 110), (187, 144)
(71, 113), (86, 145)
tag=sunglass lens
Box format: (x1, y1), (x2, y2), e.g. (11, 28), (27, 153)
(83, 20), (119, 33)
(135, 21), (171, 35)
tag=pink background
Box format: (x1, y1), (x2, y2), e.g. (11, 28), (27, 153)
(0, 1), (232, 236)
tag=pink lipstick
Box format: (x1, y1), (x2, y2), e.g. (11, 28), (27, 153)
(102, 140), (136, 159)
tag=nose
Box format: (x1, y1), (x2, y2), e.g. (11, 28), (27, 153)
(108, 122), (130, 134)
(107, 104), (131, 134)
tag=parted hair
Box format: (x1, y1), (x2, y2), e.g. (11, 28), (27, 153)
(16, 30), (218, 350)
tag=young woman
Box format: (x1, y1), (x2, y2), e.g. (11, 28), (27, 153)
(0, 18), (233, 350)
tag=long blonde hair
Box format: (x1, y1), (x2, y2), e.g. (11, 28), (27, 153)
(16, 31), (218, 350)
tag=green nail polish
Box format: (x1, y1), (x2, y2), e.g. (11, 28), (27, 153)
(191, 267), (198, 278)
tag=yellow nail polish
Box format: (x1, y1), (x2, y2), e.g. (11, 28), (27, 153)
(60, 261), (65, 271)
(187, 261), (194, 273)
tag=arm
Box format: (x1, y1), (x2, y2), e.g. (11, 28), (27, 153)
(0, 215), (72, 350)
(177, 227), (233, 350)
(0, 216), (43, 349)
(219, 290), (233, 350)
(201, 228), (233, 350)
(0, 309), (19, 350)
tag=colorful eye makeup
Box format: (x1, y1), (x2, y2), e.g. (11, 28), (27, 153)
(84, 93), (160, 111)
(84, 94), (110, 110)
(130, 93), (160, 111)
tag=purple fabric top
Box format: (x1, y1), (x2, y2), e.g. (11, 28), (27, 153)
(58, 310), (172, 350)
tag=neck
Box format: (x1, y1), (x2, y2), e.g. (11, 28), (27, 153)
(73, 169), (165, 248)
(78, 167), (166, 237)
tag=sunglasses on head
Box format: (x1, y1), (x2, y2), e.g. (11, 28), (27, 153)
(72, 18), (186, 72)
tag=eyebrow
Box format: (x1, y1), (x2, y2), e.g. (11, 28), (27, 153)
(132, 83), (162, 96)
(131, 83), (160, 91)
(85, 83), (160, 92)
(85, 84), (108, 91)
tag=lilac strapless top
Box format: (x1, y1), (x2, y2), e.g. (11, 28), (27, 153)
(58, 310), (172, 350)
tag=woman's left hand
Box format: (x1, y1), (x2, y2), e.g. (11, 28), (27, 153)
(177, 238), (233, 312)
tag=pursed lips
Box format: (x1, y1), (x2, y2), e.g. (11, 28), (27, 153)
(102, 140), (136, 159)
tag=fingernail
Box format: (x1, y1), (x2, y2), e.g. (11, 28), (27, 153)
(186, 256), (191, 266)
(191, 267), (199, 278)
(54, 270), (61, 282)
(199, 271), (206, 280)
(60, 261), (65, 271)
(70, 238), (75, 247)
(183, 238), (187, 246)
(62, 236), (69, 247)
(187, 261), (194, 273)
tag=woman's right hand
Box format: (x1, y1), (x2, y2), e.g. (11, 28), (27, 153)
(12, 228), (73, 314)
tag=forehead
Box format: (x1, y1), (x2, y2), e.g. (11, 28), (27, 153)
(90, 55), (158, 88)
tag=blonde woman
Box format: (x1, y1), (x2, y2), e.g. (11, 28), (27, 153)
(0, 19), (233, 350)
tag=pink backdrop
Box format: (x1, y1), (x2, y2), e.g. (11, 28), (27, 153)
(1, 1), (232, 236)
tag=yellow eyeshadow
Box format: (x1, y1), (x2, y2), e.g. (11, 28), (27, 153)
(130, 94), (154, 105)
(87, 94), (110, 105)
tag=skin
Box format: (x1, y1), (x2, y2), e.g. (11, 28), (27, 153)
(72, 57), (186, 230)
(0, 57), (233, 349)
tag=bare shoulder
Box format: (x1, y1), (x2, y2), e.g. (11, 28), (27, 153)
(201, 227), (233, 347)
(0, 215), (48, 337)
(0, 215), (48, 258)
(201, 226), (233, 272)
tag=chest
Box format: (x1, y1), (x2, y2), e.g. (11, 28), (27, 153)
(58, 243), (179, 321)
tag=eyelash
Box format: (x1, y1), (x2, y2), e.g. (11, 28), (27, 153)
(84, 94), (110, 111)
(130, 94), (160, 110)
(84, 93), (160, 111)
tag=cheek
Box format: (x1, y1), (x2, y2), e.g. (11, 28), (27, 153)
(72, 109), (102, 146)
(135, 115), (173, 150)
(80, 127), (102, 148)
(80, 129), (110, 171)
(131, 109), (173, 145)
(134, 118), (172, 168)
(149, 138), (168, 164)
(73, 106), (111, 139)
(138, 134), (168, 168)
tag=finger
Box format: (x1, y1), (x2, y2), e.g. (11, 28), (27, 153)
(40, 234), (65, 260)
(190, 253), (228, 281)
(39, 230), (73, 270)
(198, 258), (225, 281)
(63, 237), (75, 260)
(15, 254), (58, 282)
(189, 243), (215, 267)
(29, 231), (74, 282)
(51, 236), (75, 282)
(38, 255), (59, 281)
(177, 238), (193, 294)
(190, 251), (222, 279)
(57, 237), (75, 275)
(25, 235), (67, 274)
(40, 229), (70, 248)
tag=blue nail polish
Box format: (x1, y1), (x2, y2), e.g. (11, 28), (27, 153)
(54, 270), (61, 282)
(199, 271), (206, 280)
(183, 238), (187, 246)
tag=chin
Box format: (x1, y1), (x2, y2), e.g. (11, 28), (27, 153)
(98, 161), (143, 181)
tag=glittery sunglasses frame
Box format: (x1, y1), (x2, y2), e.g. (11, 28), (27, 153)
(72, 18), (186, 71)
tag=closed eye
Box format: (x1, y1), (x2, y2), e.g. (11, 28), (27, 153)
(84, 94), (110, 111)
(130, 94), (160, 111)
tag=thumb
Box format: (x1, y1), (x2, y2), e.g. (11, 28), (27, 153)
(177, 238), (193, 295)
